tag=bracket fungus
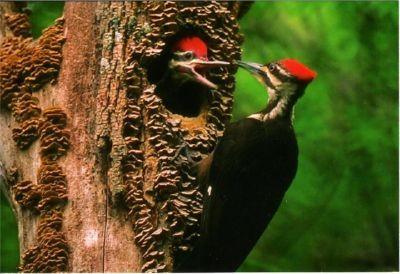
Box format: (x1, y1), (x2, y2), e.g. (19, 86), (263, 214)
(0, 1), (249, 272)
(120, 2), (243, 271)
(0, 12), (69, 272)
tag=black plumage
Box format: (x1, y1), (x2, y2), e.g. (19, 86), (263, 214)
(175, 59), (316, 272)
(177, 112), (298, 272)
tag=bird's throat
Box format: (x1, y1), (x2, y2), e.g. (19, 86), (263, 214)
(248, 93), (294, 122)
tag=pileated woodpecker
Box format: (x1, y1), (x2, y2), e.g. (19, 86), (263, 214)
(176, 59), (317, 272)
(167, 36), (230, 89)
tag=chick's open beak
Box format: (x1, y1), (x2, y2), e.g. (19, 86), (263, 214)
(171, 58), (230, 89)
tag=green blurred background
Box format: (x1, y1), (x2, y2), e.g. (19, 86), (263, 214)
(1, 1), (398, 272)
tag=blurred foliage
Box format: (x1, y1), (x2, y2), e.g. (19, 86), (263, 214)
(0, 192), (19, 272)
(235, 1), (398, 271)
(28, 2), (64, 38)
(0, 1), (398, 272)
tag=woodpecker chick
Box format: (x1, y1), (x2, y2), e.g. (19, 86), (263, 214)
(168, 36), (230, 89)
(176, 59), (316, 272)
(155, 36), (230, 117)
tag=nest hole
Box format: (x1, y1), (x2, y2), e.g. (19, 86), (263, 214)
(156, 82), (209, 117)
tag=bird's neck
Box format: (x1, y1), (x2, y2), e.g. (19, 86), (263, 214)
(265, 93), (295, 121)
(158, 65), (187, 91)
(248, 89), (299, 123)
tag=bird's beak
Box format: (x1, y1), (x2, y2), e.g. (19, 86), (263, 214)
(236, 61), (274, 89)
(236, 61), (264, 75)
(171, 59), (230, 89)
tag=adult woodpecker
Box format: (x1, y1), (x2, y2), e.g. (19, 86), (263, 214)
(176, 59), (317, 272)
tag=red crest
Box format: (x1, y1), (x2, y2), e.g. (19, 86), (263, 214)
(172, 36), (208, 59)
(279, 59), (317, 83)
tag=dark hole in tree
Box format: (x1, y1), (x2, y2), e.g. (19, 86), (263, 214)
(155, 81), (210, 118)
(146, 28), (212, 118)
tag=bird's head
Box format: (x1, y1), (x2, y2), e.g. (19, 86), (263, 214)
(169, 36), (230, 89)
(237, 58), (317, 101)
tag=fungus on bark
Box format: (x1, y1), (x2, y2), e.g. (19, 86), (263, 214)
(0, 10), (69, 272)
(0, 2), (251, 272)
(120, 2), (243, 271)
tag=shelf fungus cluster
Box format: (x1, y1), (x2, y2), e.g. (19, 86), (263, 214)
(18, 209), (69, 272)
(123, 60), (164, 272)
(0, 12), (69, 272)
(4, 12), (31, 37)
(121, 2), (243, 271)
(0, 16), (65, 149)
(1, 1), (248, 272)
(11, 108), (70, 272)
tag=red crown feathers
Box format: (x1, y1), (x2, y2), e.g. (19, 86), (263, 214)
(172, 36), (208, 60)
(279, 59), (317, 83)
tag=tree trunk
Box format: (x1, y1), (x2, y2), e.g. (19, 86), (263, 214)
(0, 2), (248, 272)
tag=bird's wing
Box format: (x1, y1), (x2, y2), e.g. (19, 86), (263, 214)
(197, 119), (265, 271)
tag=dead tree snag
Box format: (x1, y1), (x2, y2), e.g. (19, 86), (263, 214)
(0, 2), (250, 272)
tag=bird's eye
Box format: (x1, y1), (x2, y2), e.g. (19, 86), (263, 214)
(268, 63), (276, 72)
(184, 51), (194, 60)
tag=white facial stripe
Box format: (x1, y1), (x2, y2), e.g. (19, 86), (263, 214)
(276, 65), (291, 78)
(265, 69), (282, 88)
(264, 68), (298, 107)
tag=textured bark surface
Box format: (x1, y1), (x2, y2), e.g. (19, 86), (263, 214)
(0, 2), (249, 272)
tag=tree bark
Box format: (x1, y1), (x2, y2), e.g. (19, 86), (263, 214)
(0, 2), (248, 272)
